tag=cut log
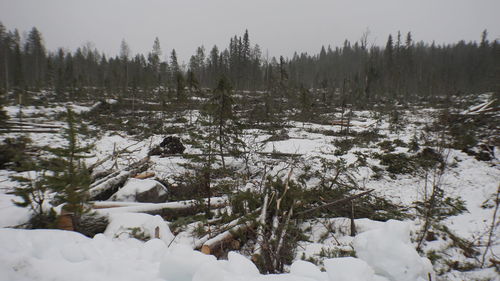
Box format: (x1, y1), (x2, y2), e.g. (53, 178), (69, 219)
(134, 172), (155, 179)
(331, 121), (349, 126)
(57, 210), (74, 231)
(89, 170), (133, 200)
(89, 156), (150, 200)
(6, 121), (62, 129)
(200, 222), (251, 257)
(0, 129), (59, 133)
(257, 152), (302, 158)
(94, 197), (228, 220)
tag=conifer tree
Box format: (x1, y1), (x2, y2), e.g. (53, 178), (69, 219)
(10, 108), (91, 227)
(0, 90), (8, 130)
(44, 108), (93, 219)
(209, 76), (243, 170)
(9, 161), (56, 228)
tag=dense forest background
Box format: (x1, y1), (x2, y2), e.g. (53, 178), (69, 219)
(0, 22), (498, 103)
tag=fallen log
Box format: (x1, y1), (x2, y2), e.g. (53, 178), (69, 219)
(201, 221), (252, 257)
(94, 197), (228, 221)
(89, 156), (150, 200)
(6, 121), (62, 129)
(134, 172), (155, 179)
(257, 152), (303, 158)
(0, 129), (59, 133)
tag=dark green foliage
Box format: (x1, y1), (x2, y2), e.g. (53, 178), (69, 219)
(25, 209), (57, 229)
(45, 108), (93, 217)
(1, 22), (497, 104)
(0, 90), (9, 130)
(414, 148), (444, 170)
(375, 153), (414, 175)
(0, 136), (32, 170)
(9, 108), (93, 228)
(230, 190), (262, 215)
(333, 139), (354, 155)
(408, 133), (420, 152)
(9, 168), (55, 228)
(378, 140), (395, 152)
(415, 195), (467, 221)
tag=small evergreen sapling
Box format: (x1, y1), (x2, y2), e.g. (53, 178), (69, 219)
(10, 107), (93, 227)
(45, 108), (93, 219)
(9, 164), (56, 228)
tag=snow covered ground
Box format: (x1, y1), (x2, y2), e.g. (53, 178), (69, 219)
(0, 98), (498, 281)
(0, 219), (433, 281)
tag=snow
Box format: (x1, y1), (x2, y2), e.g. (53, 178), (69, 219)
(324, 257), (379, 281)
(104, 212), (174, 244)
(0, 229), (164, 281)
(0, 219), (436, 281)
(353, 220), (434, 281)
(95, 196), (227, 215)
(110, 178), (167, 202)
(1, 98), (499, 281)
(159, 244), (216, 281)
(290, 260), (328, 281)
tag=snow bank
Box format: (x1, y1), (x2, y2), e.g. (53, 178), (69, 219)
(324, 257), (388, 281)
(0, 229), (165, 281)
(159, 244), (216, 281)
(104, 212), (174, 244)
(290, 260), (328, 281)
(353, 220), (434, 281)
(0, 219), (433, 281)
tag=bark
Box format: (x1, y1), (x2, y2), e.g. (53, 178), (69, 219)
(200, 222), (252, 257)
(94, 197), (228, 221)
(89, 157), (150, 200)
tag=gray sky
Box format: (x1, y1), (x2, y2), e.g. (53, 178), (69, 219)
(1, 0), (499, 63)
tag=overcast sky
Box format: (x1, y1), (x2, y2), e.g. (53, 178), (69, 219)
(1, 0), (499, 63)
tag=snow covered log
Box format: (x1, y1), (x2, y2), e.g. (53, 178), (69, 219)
(109, 178), (167, 203)
(200, 222), (252, 257)
(88, 157), (150, 200)
(94, 197), (228, 220)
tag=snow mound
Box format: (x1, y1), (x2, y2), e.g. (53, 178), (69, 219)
(110, 178), (167, 202)
(0, 229), (165, 281)
(324, 257), (380, 281)
(290, 260), (328, 281)
(0, 219), (433, 281)
(104, 212), (174, 244)
(159, 244), (216, 281)
(353, 220), (434, 281)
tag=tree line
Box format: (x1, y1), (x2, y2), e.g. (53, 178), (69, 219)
(0, 22), (498, 102)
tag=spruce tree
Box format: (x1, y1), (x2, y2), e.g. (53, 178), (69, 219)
(208, 76), (243, 170)
(9, 161), (56, 228)
(0, 89), (8, 130)
(10, 108), (92, 227)
(44, 108), (93, 219)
